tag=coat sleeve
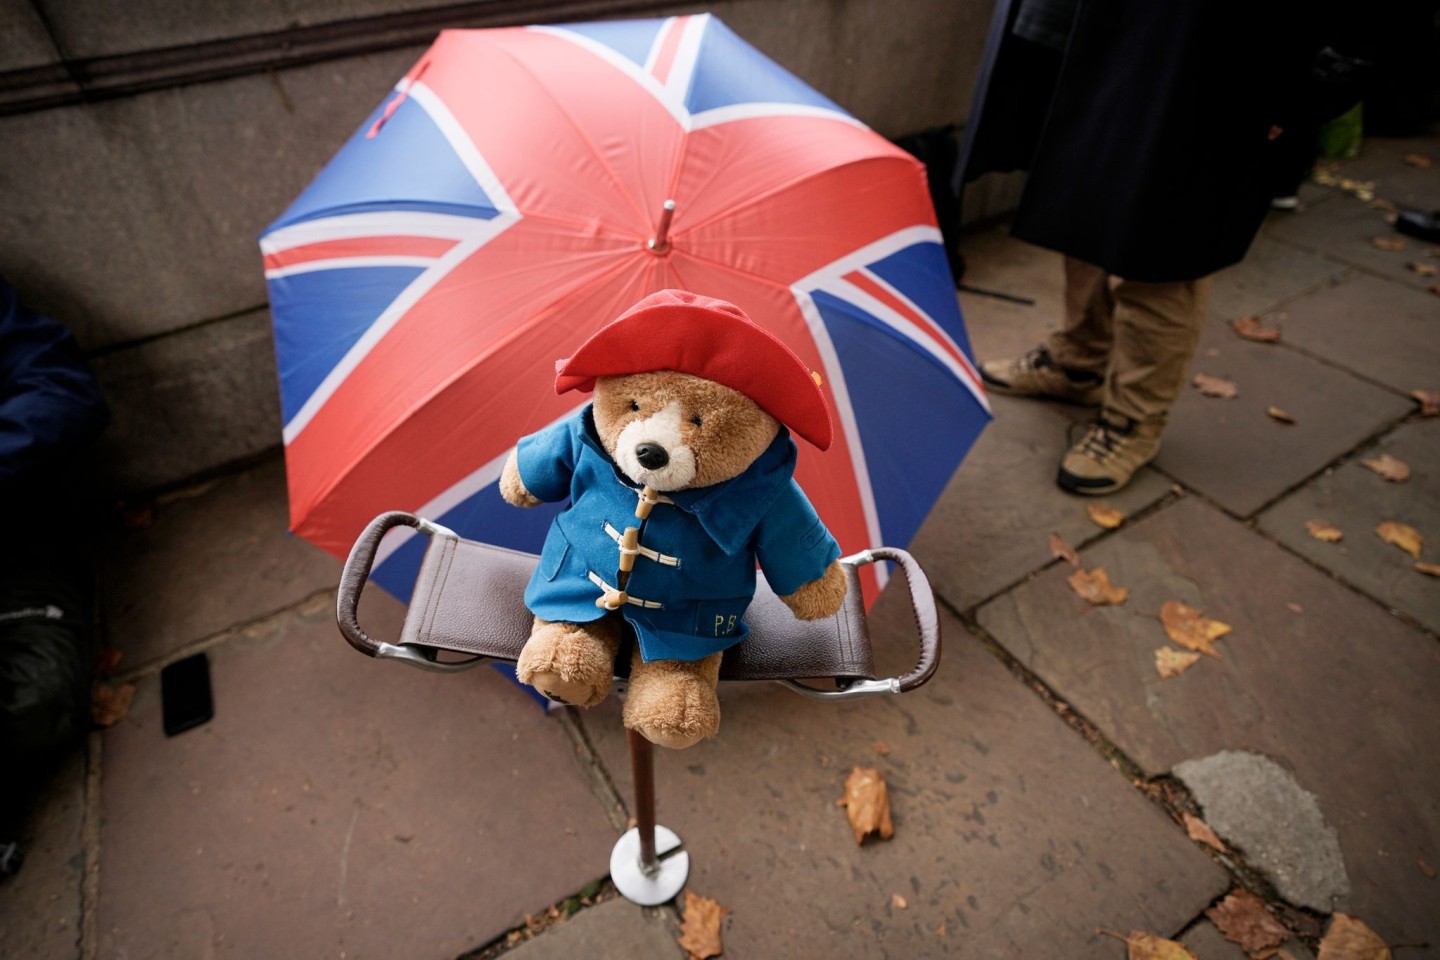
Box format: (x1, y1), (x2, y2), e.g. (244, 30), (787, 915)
(514, 415), (581, 504)
(752, 480), (842, 597)
(0, 279), (109, 496)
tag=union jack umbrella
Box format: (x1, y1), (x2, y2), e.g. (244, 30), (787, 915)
(259, 14), (991, 603)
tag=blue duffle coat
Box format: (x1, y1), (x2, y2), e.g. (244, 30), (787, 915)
(515, 406), (840, 663)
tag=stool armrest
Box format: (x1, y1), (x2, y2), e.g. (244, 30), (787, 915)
(337, 511), (490, 672)
(777, 547), (941, 700)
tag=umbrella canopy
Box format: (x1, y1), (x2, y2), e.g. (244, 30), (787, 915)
(260, 14), (990, 602)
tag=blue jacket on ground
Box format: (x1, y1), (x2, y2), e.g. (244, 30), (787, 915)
(516, 406), (840, 663)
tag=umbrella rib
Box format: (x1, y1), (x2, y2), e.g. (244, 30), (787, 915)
(479, 34), (656, 231)
(678, 151), (913, 240)
(305, 250), (654, 516)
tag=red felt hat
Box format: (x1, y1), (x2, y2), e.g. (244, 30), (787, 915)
(555, 290), (833, 450)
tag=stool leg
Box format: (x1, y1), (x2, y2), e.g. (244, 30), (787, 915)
(609, 728), (690, 905)
(629, 728), (659, 871)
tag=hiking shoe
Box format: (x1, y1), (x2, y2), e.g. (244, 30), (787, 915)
(980, 345), (1103, 406)
(1057, 414), (1163, 495)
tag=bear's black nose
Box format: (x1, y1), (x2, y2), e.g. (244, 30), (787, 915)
(635, 443), (670, 470)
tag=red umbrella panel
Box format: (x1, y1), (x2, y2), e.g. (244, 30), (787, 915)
(259, 15), (991, 603)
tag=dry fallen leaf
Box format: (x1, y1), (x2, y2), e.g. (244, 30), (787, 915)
(1068, 567), (1130, 605)
(1266, 406), (1296, 424)
(1086, 503), (1126, 529)
(1097, 930), (1199, 960)
(1370, 197), (1399, 212)
(1183, 812), (1226, 852)
(1372, 236), (1407, 252)
(872, 740), (891, 756)
(1156, 646), (1201, 680)
(891, 893), (907, 910)
(1376, 521), (1424, 558)
(1361, 453), (1411, 482)
(1193, 372), (1239, 399)
(1403, 152), (1433, 168)
(1206, 890), (1288, 954)
(1233, 315), (1282, 342)
(1412, 389), (1440, 416)
(1160, 600), (1231, 658)
(91, 681), (136, 727)
(1419, 857), (1437, 878)
(1417, 562), (1440, 577)
(677, 891), (730, 960)
(1316, 914), (1392, 960)
(1286, 602), (1304, 614)
(837, 766), (894, 844)
(1408, 261), (1440, 277)
(1050, 532), (1082, 567)
(1306, 519), (1344, 542)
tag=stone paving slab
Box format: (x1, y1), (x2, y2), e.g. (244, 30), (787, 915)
(1180, 918), (1316, 960)
(1181, 920), (1247, 960)
(957, 224), (1346, 355)
(937, 230), (1171, 613)
(0, 751), (86, 960)
(578, 602), (1227, 958)
(1207, 231), (1349, 323)
(1259, 417), (1440, 634)
(101, 457), (341, 671)
(1276, 272), (1440, 399)
(1324, 136), (1440, 212)
(1154, 313), (1412, 518)
(913, 394), (1172, 612)
(1264, 186), (1439, 295)
(95, 593), (615, 959)
(957, 225), (1068, 332)
(977, 497), (1440, 949)
(504, 899), (681, 960)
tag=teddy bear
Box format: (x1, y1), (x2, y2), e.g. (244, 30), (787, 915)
(499, 289), (849, 748)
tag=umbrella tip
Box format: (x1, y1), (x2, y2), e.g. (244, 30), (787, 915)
(647, 200), (678, 255)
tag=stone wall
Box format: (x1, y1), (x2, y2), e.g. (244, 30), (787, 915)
(0, 0), (1016, 494)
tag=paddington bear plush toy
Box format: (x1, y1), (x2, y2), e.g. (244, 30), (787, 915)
(499, 289), (848, 748)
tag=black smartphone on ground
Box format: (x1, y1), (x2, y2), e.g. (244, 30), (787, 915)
(160, 652), (214, 736)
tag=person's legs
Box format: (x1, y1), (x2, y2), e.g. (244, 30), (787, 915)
(979, 256), (1110, 404)
(1105, 275), (1210, 424)
(1047, 256), (1115, 374)
(1058, 273), (1210, 494)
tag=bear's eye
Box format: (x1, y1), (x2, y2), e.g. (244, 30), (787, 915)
(689, 415), (703, 427)
(629, 400), (640, 412)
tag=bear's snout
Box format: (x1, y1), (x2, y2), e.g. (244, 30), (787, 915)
(612, 399), (696, 490)
(634, 443), (669, 470)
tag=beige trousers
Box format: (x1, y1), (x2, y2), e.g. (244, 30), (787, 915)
(1046, 257), (1211, 424)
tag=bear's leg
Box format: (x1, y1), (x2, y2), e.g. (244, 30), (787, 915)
(516, 616), (622, 707)
(623, 649), (724, 749)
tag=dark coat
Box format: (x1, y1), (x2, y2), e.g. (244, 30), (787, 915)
(957, 0), (1314, 282)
